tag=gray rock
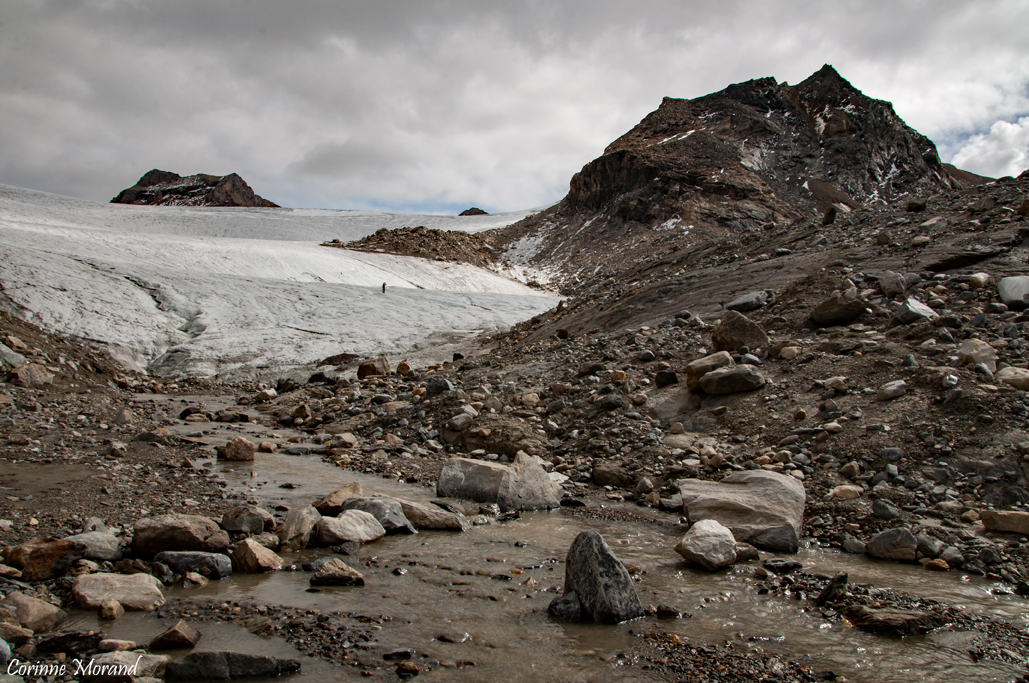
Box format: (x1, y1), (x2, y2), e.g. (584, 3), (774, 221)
(547, 592), (582, 621)
(725, 291), (768, 312)
(447, 413), (474, 431)
(312, 482), (364, 516)
(711, 311), (769, 352)
(810, 288), (867, 326)
(599, 394), (624, 410)
(894, 297), (938, 324)
(872, 499), (900, 520)
(0, 636), (9, 668)
(436, 452), (561, 512)
(72, 572), (165, 611)
(277, 506), (322, 552)
(0, 343), (27, 371)
(678, 470), (806, 553)
(396, 499), (468, 531)
(62, 531), (122, 562)
(879, 271), (907, 298)
(674, 519), (737, 571)
(220, 505), (273, 534)
(865, 528), (917, 561)
(998, 276), (1029, 310)
(425, 377), (454, 396)
(154, 551), (233, 579)
(0, 592), (67, 633)
(876, 380), (907, 401)
(341, 497), (416, 534)
(554, 530), (644, 623)
(698, 365), (765, 394)
(131, 514), (230, 559)
(842, 535), (866, 554)
(309, 558), (364, 586)
(315, 510), (386, 545)
(940, 545), (965, 567)
(915, 533), (943, 559)
(85, 651), (169, 680)
(164, 651), (301, 681)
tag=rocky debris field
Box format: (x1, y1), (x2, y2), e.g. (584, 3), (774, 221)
(326, 224), (499, 269)
(3, 175), (1029, 681)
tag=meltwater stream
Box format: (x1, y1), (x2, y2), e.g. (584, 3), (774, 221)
(103, 394), (1028, 681)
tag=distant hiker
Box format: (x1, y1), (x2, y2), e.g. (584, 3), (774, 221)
(382, 282), (386, 293)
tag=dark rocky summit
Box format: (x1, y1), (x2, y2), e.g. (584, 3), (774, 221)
(459, 207), (489, 216)
(111, 169), (279, 207)
(486, 64), (990, 288)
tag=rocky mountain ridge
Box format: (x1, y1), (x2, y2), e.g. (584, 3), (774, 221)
(485, 65), (991, 289)
(111, 169), (279, 208)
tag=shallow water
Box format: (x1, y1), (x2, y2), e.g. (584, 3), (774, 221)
(120, 395), (1029, 681)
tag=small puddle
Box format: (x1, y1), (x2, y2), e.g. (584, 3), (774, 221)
(115, 395), (1029, 681)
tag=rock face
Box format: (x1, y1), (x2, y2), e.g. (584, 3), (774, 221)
(488, 64), (960, 285)
(72, 572), (165, 611)
(678, 470), (806, 552)
(111, 169), (279, 207)
(436, 452), (561, 512)
(674, 519), (738, 571)
(132, 514), (230, 558)
(551, 530), (645, 624)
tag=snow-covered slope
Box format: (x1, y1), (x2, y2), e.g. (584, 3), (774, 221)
(0, 185), (558, 378)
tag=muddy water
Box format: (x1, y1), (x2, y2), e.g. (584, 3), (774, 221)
(124, 395), (1029, 681)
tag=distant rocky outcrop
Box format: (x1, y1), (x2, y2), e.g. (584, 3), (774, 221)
(111, 169), (279, 208)
(486, 64), (989, 287)
(459, 207), (489, 216)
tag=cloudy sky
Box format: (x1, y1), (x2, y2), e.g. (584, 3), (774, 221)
(2, 1), (1027, 214)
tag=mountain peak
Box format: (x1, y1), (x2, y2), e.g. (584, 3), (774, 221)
(111, 170), (279, 208)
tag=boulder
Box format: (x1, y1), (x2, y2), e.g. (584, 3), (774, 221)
(309, 558), (365, 586)
(685, 351), (735, 391)
(0, 592), (67, 633)
(674, 519), (737, 571)
(725, 291), (768, 312)
(149, 619), (201, 650)
(592, 461), (635, 488)
(357, 357), (390, 379)
(277, 506), (322, 552)
(0, 342), (27, 371)
(0, 623), (31, 646)
(165, 651), (301, 682)
(0, 636), (9, 667)
(841, 605), (942, 635)
(72, 572), (165, 611)
(810, 288), (867, 326)
(63, 532), (122, 562)
(552, 530), (645, 623)
(980, 510), (1029, 535)
(131, 514), (230, 558)
(865, 528), (917, 561)
(997, 366), (1029, 391)
(396, 499), (468, 531)
(547, 592), (582, 621)
(879, 271), (907, 298)
(232, 538), (285, 572)
(6, 363), (54, 387)
(314, 510), (386, 545)
(153, 551), (232, 579)
(341, 497), (417, 534)
(312, 482), (364, 516)
(711, 311), (769, 352)
(998, 276), (1029, 310)
(425, 376), (454, 396)
(220, 436), (255, 461)
(698, 365), (765, 394)
(894, 297), (938, 324)
(436, 452), (561, 512)
(220, 505), (274, 534)
(5, 538), (86, 581)
(85, 651), (170, 681)
(831, 485), (863, 500)
(678, 470), (806, 552)
(958, 338), (998, 372)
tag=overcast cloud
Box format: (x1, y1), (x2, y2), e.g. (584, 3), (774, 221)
(1, 1), (1027, 213)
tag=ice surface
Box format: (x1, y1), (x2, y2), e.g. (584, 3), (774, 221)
(0, 185), (559, 378)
